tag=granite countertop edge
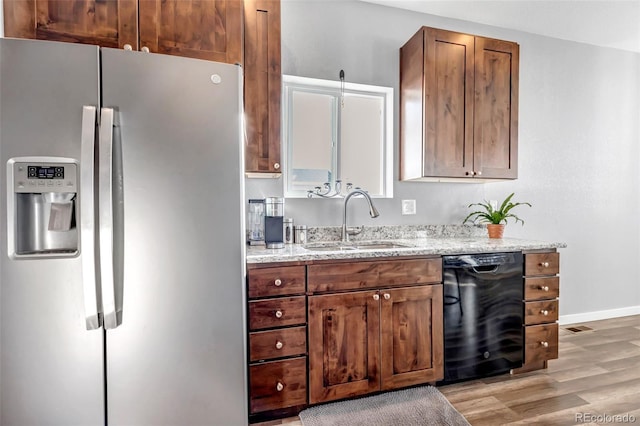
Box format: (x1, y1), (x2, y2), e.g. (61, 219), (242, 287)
(246, 237), (567, 264)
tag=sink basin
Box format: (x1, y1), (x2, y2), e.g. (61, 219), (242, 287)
(354, 242), (411, 250)
(303, 241), (412, 251)
(302, 245), (358, 252)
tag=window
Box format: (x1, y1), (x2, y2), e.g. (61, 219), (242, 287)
(282, 75), (393, 198)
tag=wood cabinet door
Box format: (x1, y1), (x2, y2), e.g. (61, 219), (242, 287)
(423, 28), (475, 178)
(3, 0), (138, 48)
(308, 291), (380, 404)
(380, 285), (444, 390)
(138, 0), (242, 63)
(243, 0), (281, 174)
(474, 36), (519, 179)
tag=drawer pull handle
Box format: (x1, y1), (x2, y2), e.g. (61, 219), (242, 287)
(373, 294), (380, 301)
(540, 341), (549, 348)
(275, 310), (283, 319)
(274, 278), (282, 287)
(383, 293), (391, 300)
(276, 381), (284, 392)
(275, 341), (283, 350)
(540, 285), (550, 292)
(540, 310), (549, 316)
(540, 261), (550, 268)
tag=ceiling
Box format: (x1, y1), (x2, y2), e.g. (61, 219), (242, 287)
(359, 0), (640, 53)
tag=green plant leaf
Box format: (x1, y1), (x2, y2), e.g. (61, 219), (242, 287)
(463, 193), (531, 226)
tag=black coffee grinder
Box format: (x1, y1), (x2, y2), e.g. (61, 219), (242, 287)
(264, 197), (284, 249)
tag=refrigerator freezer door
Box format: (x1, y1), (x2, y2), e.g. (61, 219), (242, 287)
(100, 49), (247, 425)
(0, 39), (104, 425)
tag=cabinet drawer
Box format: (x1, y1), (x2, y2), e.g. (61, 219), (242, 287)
(249, 296), (306, 330)
(524, 300), (559, 325)
(249, 357), (307, 413)
(525, 252), (559, 276)
(524, 277), (559, 300)
(308, 258), (442, 293)
(524, 323), (559, 364)
(248, 266), (305, 298)
(250, 327), (307, 362)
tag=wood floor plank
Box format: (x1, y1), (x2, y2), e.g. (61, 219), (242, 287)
(596, 354), (640, 372)
(509, 394), (588, 418)
(506, 393), (589, 418)
(547, 364), (609, 382)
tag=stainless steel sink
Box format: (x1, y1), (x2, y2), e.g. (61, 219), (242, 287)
(302, 245), (358, 252)
(303, 241), (412, 251)
(354, 242), (411, 250)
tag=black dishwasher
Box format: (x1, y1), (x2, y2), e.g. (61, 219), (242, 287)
(439, 252), (523, 384)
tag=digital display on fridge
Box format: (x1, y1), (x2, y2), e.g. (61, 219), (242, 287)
(27, 166), (65, 179)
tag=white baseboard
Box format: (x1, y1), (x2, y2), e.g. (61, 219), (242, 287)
(559, 305), (640, 325)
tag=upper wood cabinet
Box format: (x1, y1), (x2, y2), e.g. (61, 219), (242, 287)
(2, 0), (138, 48)
(400, 26), (519, 181)
(243, 0), (282, 175)
(2, 0), (243, 64)
(4, 0), (282, 177)
(139, 0), (243, 63)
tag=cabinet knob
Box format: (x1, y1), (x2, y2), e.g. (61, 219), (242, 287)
(274, 278), (282, 287)
(141, 46), (150, 53)
(276, 381), (284, 392)
(275, 310), (283, 319)
(275, 341), (283, 350)
(540, 261), (550, 268)
(540, 341), (549, 348)
(383, 293), (391, 300)
(466, 171), (473, 176)
(273, 162), (280, 170)
(540, 285), (550, 292)
(123, 44), (133, 51)
(373, 294), (379, 301)
(540, 310), (549, 316)
(476, 171), (482, 176)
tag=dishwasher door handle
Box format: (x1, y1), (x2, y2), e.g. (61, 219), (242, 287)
(470, 265), (501, 274)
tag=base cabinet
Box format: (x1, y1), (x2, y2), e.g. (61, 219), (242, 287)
(249, 357), (307, 414)
(380, 285), (444, 390)
(515, 250), (560, 373)
(247, 265), (307, 418)
(247, 250), (560, 421)
(308, 291), (381, 404)
(307, 258), (444, 404)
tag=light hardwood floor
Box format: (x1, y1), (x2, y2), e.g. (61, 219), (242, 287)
(255, 315), (640, 426)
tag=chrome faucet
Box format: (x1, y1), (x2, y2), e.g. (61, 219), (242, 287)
(342, 189), (380, 242)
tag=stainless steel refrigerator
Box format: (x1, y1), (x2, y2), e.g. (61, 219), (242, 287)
(0, 38), (247, 425)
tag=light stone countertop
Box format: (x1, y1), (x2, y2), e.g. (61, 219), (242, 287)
(246, 236), (567, 264)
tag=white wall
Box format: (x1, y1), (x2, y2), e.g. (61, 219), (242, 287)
(246, 0), (640, 319)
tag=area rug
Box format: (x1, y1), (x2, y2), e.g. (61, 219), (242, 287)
(299, 385), (471, 426)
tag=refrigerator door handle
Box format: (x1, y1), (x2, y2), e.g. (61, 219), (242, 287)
(80, 106), (103, 330)
(98, 107), (121, 329)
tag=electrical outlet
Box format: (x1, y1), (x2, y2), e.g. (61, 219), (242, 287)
(401, 199), (416, 215)
(489, 200), (498, 210)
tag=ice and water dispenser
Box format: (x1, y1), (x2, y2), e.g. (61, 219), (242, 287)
(7, 158), (79, 257)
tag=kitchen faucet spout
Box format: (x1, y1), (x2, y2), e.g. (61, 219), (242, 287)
(342, 189), (380, 242)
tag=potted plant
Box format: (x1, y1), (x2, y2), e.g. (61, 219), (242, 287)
(463, 193), (532, 238)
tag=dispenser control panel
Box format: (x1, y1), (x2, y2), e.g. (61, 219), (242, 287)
(14, 162), (77, 193)
(28, 165), (65, 179)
